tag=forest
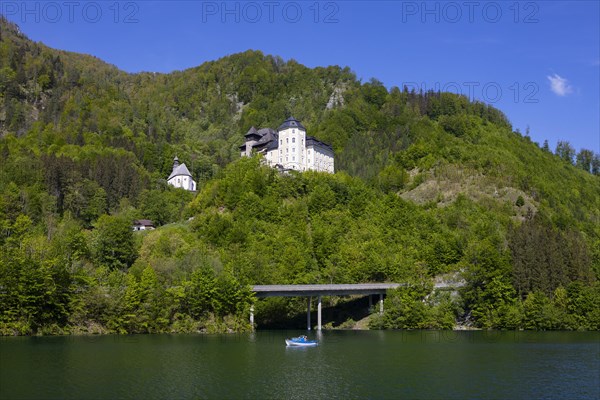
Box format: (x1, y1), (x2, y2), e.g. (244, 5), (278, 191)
(1, 17), (599, 334)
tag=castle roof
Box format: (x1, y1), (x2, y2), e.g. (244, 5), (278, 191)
(306, 136), (333, 151)
(257, 128), (277, 142)
(246, 128), (276, 150)
(245, 126), (261, 138)
(278, 116), (305, 131)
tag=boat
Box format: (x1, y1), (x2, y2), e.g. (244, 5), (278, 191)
(285, 335), (318, 347)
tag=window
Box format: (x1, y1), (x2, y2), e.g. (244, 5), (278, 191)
(292, 148), (295, 152)
(308, 150), (311, 155)
(286, 157), (288, 161)
(286, 148), (289, 153)
(292, 137), (295, 143)
(286, 138), (289, 143)
(292, 156), (295, 161)
(280, 139), (282, 145)
(292, 129), (295, 133)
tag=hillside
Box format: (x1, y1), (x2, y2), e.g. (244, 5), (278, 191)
(0, 17), (599, 334)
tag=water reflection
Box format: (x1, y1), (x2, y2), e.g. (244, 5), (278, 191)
(0, 331), (598, 400)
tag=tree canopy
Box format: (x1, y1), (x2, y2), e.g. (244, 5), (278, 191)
(1, 17), (599, 334)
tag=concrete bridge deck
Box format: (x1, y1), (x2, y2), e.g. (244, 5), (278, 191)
(250, 283), (404, 330)
(252, 283), (404, 297)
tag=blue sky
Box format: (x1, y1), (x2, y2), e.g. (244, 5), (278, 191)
(3, 1), (599, 151)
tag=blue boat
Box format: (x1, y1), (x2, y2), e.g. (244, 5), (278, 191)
(285, 335), (318, 347)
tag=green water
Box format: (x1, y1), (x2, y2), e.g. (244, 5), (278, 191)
(1, 331), (598, 399)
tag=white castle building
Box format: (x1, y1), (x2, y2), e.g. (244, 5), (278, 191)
(167, 156), (197, 191)
(239, 117), (334, 173)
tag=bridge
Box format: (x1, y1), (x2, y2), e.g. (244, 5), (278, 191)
(250, 283), (404, 330)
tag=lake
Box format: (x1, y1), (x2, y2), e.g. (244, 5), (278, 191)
(1, 331), (598, 399)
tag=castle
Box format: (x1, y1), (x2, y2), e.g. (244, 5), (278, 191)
(239, 117), (334, 173)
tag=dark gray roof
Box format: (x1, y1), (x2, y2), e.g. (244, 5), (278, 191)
(266, 138), (279, 151)
(245, 126), (261, 138)
(278, 116), (305, 131)
(257, 128), (277, 136)
(306, 136), (333, 151)
(133, 219), (154, 226)
(252, 129), (279, 151)
(258, 128), (277, 143)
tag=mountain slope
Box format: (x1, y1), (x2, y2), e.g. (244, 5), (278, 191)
(0, 17), (599, 334)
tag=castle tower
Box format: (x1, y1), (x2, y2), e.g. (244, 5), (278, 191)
(277, 117), (306, 171)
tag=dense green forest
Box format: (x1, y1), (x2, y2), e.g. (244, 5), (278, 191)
(1, 17), (599, 335)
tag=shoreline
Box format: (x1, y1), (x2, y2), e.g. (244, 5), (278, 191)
(4, 327), (600, 337)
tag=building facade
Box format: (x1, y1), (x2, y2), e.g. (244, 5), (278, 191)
(132, 219), (155, 231)
(167, 156), (197, 191)
(239, 117), (334, 173)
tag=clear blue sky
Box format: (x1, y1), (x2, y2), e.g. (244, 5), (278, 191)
(3, 1), (599, 152)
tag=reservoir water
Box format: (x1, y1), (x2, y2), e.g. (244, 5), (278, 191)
(1, 331), (598, 399)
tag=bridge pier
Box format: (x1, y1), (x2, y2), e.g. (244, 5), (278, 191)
(307, 297), (311, 330)
(317, 296), (322, 331)
(379, 294), (384, 315)
(250, 304), (254, 329)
